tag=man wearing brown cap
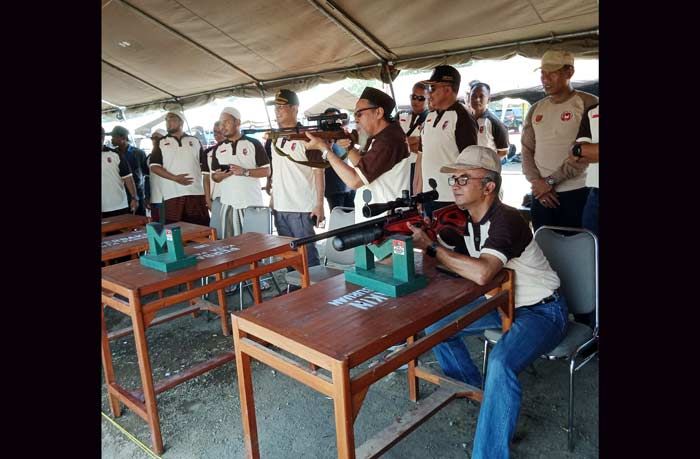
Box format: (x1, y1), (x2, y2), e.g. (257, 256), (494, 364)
(148, 110), (210, 226)
(416, 65), (478, 216)
(305, 86), (411, 223)
(407, 145), (566, 459)
(267, 89), (324, 267)
(521, 50), (598, 231)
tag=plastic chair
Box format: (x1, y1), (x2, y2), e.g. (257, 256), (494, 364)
(236, 206), (282, 310)
(481, 226), (599, 451)
(285, 206), (355, 291)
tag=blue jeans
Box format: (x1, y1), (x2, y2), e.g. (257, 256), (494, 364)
(273, 210), (320, 267)
(425, 294), (568, 459)
(582, 187), (598, 237)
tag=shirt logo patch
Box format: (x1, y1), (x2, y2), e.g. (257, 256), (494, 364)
(441, 120), (449, 130)
(561, 111), (572, 122)
(164, 142), (171, 146)
(479, 126), (484, 133)
(242, 148), (248, 155)
(291, 142), (296, 151)
(534, 114), (543, 123)
(592, 114), (599, 118)
(426, 118), (432, 123)
(189, 141), (193, 146)
(107, 157), (112, 163)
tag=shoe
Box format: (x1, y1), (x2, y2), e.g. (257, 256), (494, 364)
(260, 280), (272, 291)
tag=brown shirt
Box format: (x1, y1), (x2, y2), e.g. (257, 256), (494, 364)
(358, 121), (409, 183)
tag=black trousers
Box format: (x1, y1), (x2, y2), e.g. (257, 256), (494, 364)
(326, 191), (356, 212)
(530, 187), (590, 232)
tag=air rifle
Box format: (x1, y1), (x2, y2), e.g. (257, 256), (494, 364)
(289, 179), (468, 252)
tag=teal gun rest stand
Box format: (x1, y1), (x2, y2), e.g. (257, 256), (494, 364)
(139, 223), (197, 272)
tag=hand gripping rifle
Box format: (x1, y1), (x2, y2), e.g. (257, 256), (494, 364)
(241, 112), (358, 169)
(289, 178), (468, 252)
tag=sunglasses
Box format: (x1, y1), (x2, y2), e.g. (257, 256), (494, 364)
(410, 95), (426, 101)
(354, 106), (378, 119)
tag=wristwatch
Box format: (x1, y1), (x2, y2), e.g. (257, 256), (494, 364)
(243, 169), (251, 177)
(425, 241), (439, 258)
(571, 143), (583, 158)
(321, 149), (330, 161)
(545, 176), (556, 187)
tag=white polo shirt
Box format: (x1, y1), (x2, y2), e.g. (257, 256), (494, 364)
(204, 146), (221, 201)
(270, 137), (319, 212)
(421, 102), (478, 200)
(147, 154), (162, 204)
(398, 110), (427, 165)
(148, 134), (208, 200)
(476, 109), (510, 154)
(576, 104), (599, 189)
(212, 136), (270, 208)
(102, 148), (132, 212)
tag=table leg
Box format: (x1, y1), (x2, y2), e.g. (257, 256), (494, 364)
(130, 293), (164, 454)
(250, 261), (262, 305)
(215, 272), (231, 336)
(407, 335), (419, 402)
(233, 317), (260, 458)
(331, 360), (355, 459)
(299, 245), (310, 288)
(101, 303), (121, 417)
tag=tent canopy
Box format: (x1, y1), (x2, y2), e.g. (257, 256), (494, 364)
(102, 0), (598, 119)
(303, 88), (359, 117)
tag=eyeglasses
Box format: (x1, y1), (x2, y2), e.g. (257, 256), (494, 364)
(354, 106), (378, 119)
(410, 95), (426, 101)
(448, 175), (488, 186)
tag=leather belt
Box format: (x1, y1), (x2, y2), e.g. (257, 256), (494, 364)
(523, 292), (558, 308)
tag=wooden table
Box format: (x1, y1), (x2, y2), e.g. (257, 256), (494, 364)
(101, 221), (215, 263)
(101, 233), (310, 454)
(101, 213), (149, 235)
(232, 255), (514, 459)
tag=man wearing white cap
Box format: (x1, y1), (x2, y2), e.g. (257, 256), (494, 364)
(210, 107), (270, 238)
(148, 128), (167, 223)
(407, 145), (567, 459)
(148, 110), (210, 226)
(521, 50), (598, 231)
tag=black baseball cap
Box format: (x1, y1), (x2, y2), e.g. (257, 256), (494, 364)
(422, 65), (461, 90)
(359, 87), (395, 115)
(266, 89), (300, 106)
(107, 125), (129, 137)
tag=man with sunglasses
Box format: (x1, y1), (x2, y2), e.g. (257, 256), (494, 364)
(267, 89), (324, 267)
(416, 65), (478, 216)
(305, 87), (411, 223)
(407, 145), (567, 459)
(521, 50), (598, 231)
(398, 82), (429, 195)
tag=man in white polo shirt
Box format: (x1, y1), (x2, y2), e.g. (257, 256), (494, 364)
(521, 50), (598, 230)
(211, 107), (270, 238)
(102, 127), (138, 218)
(148, 128), (166, 223)
(267, 89), (324, 267)
(204, 121), (224, 238)
(305, 87), (411, 223)
(469, 81), (510, 159)
(398, 82), (429, 195)
(148, 110), (210, 226)
(416, 65), (478, 216)
(408, 145), (567, 459)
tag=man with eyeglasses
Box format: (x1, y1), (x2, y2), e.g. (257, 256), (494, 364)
(416, 65), (478, 217)
(398, 82), (429, 195)
(407, 145), (567, 459)
(469, 81), (510, 159)
(304, 87), (411, 223)
(521, 50), (598, 231)
(267, 89), (324, 267)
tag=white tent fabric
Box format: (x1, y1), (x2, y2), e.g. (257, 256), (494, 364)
(303, 88), (359, 117)
(102, 0), (598, 120)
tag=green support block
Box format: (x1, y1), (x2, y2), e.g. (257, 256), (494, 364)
(139, 224), (197, 272)
(344, 234), (427, 297)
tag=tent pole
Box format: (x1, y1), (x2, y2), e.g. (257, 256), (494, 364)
(258, 85), (274, 129)
(383, 62), (399, 117)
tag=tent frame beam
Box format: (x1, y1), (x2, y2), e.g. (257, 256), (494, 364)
(102, 59), (176, 99)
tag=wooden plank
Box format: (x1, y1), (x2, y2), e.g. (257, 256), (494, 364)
(107, 383), (148, 420)
(233, 317), (261, 459)
(406, 335), (419, 402)
(240, 338), (334, 397)
(413, 367), (483, 401)
(332, 359), (355, 459)
(355, 387), (458, 459)
(101, 221), (211, 262)
(101, 304), (121, 417)
(101, 214), (149, 234)
(235, 318), (334, 370)
(149, 352), (236, 396)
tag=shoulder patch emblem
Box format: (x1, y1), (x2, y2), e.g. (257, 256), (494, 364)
(189, 141), (193, 146)
(479, 126), (484, 133)
(441, 120), (449, 130)
(242, 147), (248, 155)
(107, 156), (112, 163)
(291, 142), (296, 151)
(560, 111), (572, 122)
(592, 113), (599, 118)
(534, 114), (543, 123)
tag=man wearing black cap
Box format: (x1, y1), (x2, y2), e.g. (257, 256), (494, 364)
(267, 89), (324, 267)
(148, 111), (210, 226)
(109, 125), (150, 216)
(416, 65), (478, 216)
(305, 87), (411, 223)
(398, 82), (429, 195)
(102, 127), (138, 218)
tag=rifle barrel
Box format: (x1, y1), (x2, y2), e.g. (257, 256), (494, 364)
(289, 214), (388, 249)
